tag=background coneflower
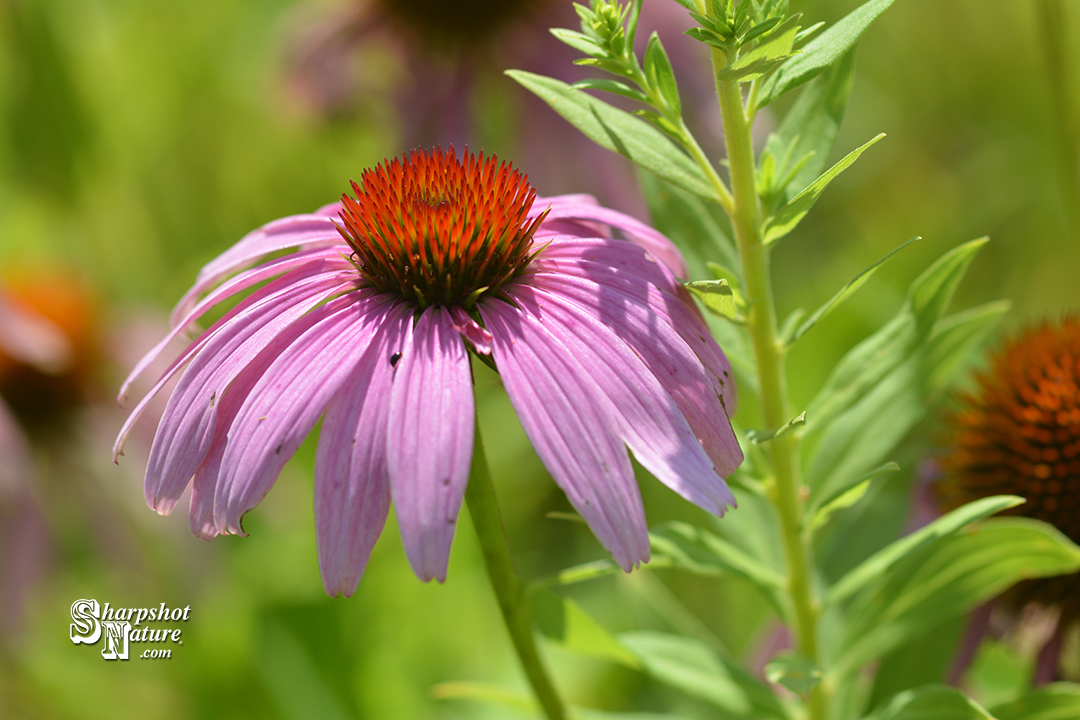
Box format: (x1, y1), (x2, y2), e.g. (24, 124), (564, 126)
(939, 317), (1080, 681)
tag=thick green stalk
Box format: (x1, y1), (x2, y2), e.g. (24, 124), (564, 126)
(712, 48), (826, 719)
(465, 422), (567, 720)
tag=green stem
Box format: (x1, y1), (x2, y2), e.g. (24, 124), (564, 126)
(465, 421), (568, 720)
(627, 64), (735, 213)
(712, 48), (826, 720)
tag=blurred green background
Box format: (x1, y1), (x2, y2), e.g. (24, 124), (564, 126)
(0, 0), (1077, 717)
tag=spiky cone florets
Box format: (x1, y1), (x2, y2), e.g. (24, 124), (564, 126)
(336, 147), (545, 310)
(939, 317), (1080, 623)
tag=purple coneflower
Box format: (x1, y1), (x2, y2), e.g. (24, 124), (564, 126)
(939, 317), (1080, 681)
(114, 148), (742, 597)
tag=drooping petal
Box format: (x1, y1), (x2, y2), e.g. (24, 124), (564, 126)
(210, 292), (395, 536)
(387, 306), (474, 583)
(533, 236), (737, 415)
(527, 265), (742, 478)
(114, 258), (352, 462)
(508, 282), (736, 515)
(172, 215), (347, 326)
(535, 197), (689, 278)
(479, 296), (650, 571)
(314, 302), (412, 597)
(119, 247), (345, 405)
(144, 267), (356, 514)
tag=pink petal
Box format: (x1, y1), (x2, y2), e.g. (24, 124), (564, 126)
(536, 196), (689, 278)
(527, 270), (742, 479)
(120, 247), (345, 405)
(211, 292), (398, 536)
(533, 237), (737, 415)
(314, 303), (411, 597)
(171, 215), (347, 327)
(510, 282), (736, 515)
(144, 268), (357, 514)
(479, 297), (650, 571)
(387, 306), (474, 583)
(114, 258), (352, 462)
(449, 306), (493, 354)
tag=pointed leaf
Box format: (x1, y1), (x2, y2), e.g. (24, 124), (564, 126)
(788, 235), (918, 346)
(764, 48), (857, 209)
(866, 685), (996, 720)
(508, 71), (716, 201)
(537, 559), (622, 588)
(644, 33), (681, 114)
(717, 24), (799, 84)
(836, 518), (1080, 673)
(909, 238), (989, 336)
(430, 681), (535, 712)
(685, 26), (731, 50)
(551, 28), (608, 57)
(808, 462), (898, 531)
(533, 588), (643, 669)
(746, 411), (806, 444)
(805, 299), (1008, 506)
(992, 685), (1080, 720)
(570, 78), (649, 103)
(805, 240), (989, 439)
(649, 522), (787, 615)
(620, 632), (790, 718)
(685, 279), (742, 322)
(827, 495), (1024, 605)
(763, 133), (884, 246)
(757, 0), (897, 107)
(764, 652), (823, 695)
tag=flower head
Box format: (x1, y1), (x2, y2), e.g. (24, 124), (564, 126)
(939, 318), (1080, 624)
(115, 148), (742, 597)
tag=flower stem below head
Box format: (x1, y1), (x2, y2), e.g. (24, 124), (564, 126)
(465, 420), (568, 720)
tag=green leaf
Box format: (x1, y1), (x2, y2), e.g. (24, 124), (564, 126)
(619, 632), (790, 718)
(866, 685), (996, 720)
(508, 71), (717, 201)
(991, 684), (1080, 720)
(430, 681), (535, 712)
(685, 26), (731, 51)
(804, 298), (1007, 511)
(570, 78), (648, 103)
(644, 33), (681, 114)
(685, 278), (742, 322)
(551, 28), (608, 57)
(757, 0), (896, 107)
(764, 48), (857, 211)
(574, 710), (693, 720)
(716, 23), (799, 84)
(788, 236), (918, 346)
(625, 0), (643, 50)
(649, 522), (787, 615)
(746, 411), (806, 444)
(827, 495), (1024, 605)
(836, 518), (1080, 674)
(762, 133), (884, 246)
(741, 16), (783, 44)
(764, 652), (823, 695)
(804, 239), (989, 439)
(807, 462), (898, 531)
(533, 588), (643, 669)
(909, 238), (989, 336)
(536, 559), (622, 588)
